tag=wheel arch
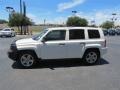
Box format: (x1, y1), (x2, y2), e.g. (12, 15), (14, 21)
(18, 49), (39, 59)
(83, 48), (100, 58)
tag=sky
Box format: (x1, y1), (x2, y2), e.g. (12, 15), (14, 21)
(0, 0), (120, 25)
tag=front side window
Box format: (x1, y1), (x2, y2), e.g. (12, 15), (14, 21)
(88, 30), (100, 39)
(69, 29), (85, 40)
(45, 30), (66, 41)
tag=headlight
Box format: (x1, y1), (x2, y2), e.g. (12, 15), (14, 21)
(10, 40), (17, 51)
(11, 40), (17, 45)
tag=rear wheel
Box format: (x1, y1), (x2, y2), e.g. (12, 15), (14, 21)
(83, 50), (100, 65)
(19, 52), (37, 68)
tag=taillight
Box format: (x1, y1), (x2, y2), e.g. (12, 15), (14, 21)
(104, 39), (106, 47)
(101, 39), (106, 47)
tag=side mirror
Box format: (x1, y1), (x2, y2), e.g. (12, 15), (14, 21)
(41, 38), (46, 43)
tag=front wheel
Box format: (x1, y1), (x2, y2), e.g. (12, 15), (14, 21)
(83, 50), (100, 65)
(19, 52), (37, 68)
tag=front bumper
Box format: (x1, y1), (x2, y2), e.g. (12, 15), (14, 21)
(8, 49), (18, 61)
(8, 40), (19, 61)
(0, 34), (11, 37)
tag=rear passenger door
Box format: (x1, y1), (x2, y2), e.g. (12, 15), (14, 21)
(67, 29), (86, 58)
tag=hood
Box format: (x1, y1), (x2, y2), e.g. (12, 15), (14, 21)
(0, 30), (10, 33)
(16, 38), (39, 45)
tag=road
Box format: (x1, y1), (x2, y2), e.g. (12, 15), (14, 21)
(0, 36), (120, 90)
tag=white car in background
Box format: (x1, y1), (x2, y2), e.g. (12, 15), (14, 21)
(0, 28), (16, 37)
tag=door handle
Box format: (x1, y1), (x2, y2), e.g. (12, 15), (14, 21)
(80, 43), (85, 45)
(59, 43), (65, 45)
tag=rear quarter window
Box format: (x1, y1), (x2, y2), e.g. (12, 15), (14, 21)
(69, 29), (85, 40)
(88, 29), (100, 39)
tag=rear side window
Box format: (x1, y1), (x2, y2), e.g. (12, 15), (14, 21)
(88, 30), (100, 39)
(69, 29), (85, 40)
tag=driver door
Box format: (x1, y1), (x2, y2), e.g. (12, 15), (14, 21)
(40, 30), (67, 59)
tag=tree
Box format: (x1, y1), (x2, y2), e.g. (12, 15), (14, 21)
(100, 21), (114, 29)
(0, 19), (8, 24)
(8, 12), (32, 34)
(66, 16), (88, 27)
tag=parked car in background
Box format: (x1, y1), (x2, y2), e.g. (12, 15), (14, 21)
(103, 29), (109, 36)
(108, 29), (116, 36)
(0, 28), (16, 37)
(115, 29), (120, 35)
(8, 27), (107, 68)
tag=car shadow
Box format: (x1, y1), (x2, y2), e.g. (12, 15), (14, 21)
(12, 58), (109, 70)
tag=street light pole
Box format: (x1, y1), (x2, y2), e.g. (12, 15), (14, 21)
(23, 1), (27, 35)
(44, 19), (46, 26)
(91, 20), (95, 27)
(72, 10), (77, 16)
(20, 0), (22, 14)
(112, 13), (117, 29)
(6, 7), (14, 22)
(20, 0), (23, 35)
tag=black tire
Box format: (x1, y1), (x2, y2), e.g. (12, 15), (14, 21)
(0, 35), (3, 38)
(83, 50), (100, 65)
(18, 51), (37, 68)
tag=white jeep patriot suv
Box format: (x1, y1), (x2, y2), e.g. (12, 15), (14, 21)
(8, 27), (107, 68)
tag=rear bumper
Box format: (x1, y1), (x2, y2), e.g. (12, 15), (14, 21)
(101, 47), (108, 56)
(8, 49), (18, 61)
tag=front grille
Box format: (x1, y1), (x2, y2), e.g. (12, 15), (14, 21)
(10, 44), (17, 51)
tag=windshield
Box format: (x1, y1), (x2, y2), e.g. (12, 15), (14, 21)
(32, 30), (48, 40)
(3, 29), (11, 31)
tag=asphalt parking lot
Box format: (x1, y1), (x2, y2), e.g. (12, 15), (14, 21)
(0, 35), (120, 90)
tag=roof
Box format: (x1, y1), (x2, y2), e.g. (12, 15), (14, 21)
(3, 28), (12, 30)
(48, 27), (101, 31)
